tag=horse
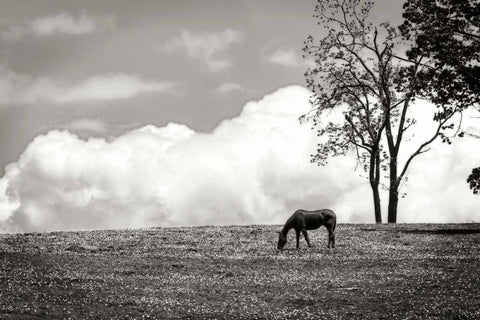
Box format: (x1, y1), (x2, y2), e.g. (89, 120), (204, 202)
(277, 209), (336, 250)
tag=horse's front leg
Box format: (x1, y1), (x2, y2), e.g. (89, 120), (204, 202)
(328, 231), (335, 248)
(301, 229), (311, 247)
(295, 230), (300, 249)
(327, 225), (335, 248)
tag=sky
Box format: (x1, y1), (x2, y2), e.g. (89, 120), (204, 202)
(0, 0), (479, 232)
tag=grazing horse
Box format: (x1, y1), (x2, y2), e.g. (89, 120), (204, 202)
(277, 209), (336, 250)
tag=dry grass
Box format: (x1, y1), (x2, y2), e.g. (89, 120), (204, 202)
(1, 223), (479, 319)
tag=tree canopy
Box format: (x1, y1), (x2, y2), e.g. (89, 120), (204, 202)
(400, 0), (479, 109)
(401, 0), (480, 194)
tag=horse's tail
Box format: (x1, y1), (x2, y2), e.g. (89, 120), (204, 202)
(332, 212), (337, 232)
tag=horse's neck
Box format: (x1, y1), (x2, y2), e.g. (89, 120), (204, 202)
(281, 220), (294, 236)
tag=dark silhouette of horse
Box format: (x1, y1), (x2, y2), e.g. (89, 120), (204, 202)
(277, 209), (336, 250)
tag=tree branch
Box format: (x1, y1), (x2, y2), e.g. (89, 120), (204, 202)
(345, 114), (373, 149)
(335, 33), (379, 87)
(399, 108), (458, 181)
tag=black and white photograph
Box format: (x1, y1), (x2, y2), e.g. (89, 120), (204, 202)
(0, 0), (479, 318)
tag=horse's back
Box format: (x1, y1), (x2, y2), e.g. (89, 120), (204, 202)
(297, 209), (336, 219)
(295, 209), (336, 230)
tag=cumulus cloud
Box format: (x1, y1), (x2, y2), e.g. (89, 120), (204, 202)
(0, 86), (479, 233)
(211, 82), (244, 95)
(164, 29), (244, 72)
(0, 67), (176, 105)
(2, 12), (114, 39)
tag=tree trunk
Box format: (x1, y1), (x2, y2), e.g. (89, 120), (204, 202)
(369, 148), (382, 223)
(372, 184), (382, 223)
(388, 156), (399, 223)
(388, 186), (398, 223)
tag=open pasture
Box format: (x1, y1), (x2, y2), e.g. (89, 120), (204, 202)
(1, 224), (479, 319)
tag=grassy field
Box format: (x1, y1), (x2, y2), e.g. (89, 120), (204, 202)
(1, 223), (479, 319)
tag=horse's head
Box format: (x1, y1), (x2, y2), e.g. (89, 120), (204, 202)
(277, 231), (287, 250)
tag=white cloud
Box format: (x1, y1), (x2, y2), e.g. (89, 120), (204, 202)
(0, 86), (479, 232)
(2, 12), (114, 39)
(263, 48), (302, 67)
(0, 67), (176, 105)
(211, 82), (244, 95)
(164, 29), (244, 72)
